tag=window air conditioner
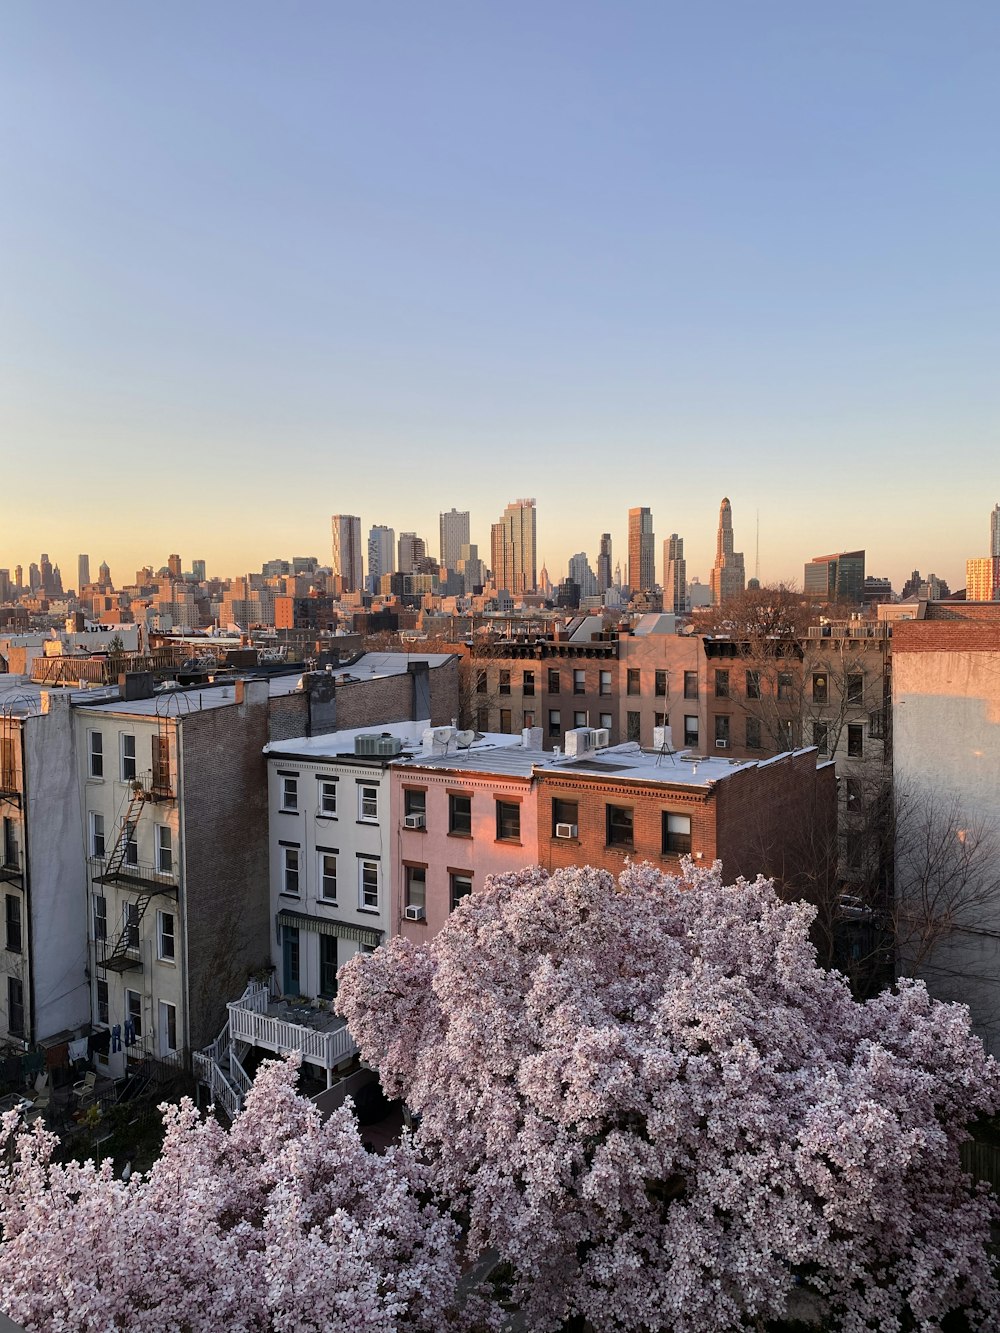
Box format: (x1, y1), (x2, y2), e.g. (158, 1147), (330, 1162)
(592, 728), (610, 748)
(403, 813), (426, 829)
(555, 822), (578, 839)
(404, 905), (426, 921)
(715, 740), (729, 749)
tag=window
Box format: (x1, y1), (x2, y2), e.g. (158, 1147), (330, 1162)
(573, 711), (587, 728)
(547, 669), (561, 694)
(662, 813), (692, 855)
(124, 894), (139, 948)
(159, 1000), (178, 1053)
(318, 778), (338, 816)
(573, 669), (586, 695)
(684, 672), (698, 700)
(152, 733), (170, 794)
(123, 820), (138, 867)
(476, 706), (489, 732)
(450, 872), (473, 910)
(318, 851), (338, 900)
(552, 798), (578, 836)
(280, 775), (298, 811)
(405, 864), (427, 909)
(654, 712), (666, 729)
(812, 722), (829, 756)
(599, 671), (612, 696)
(746, 717), (762, 749)
(847, 724), (864, 759)
(606, 805), (634, 848)
(358, 785), (378, 821)
(746, 670), (760, 700)
(319, 935), (338, 998)
(847, 673), (864, 705)
(846, 778), (863, 813)
(93, 893), (107, 942)
(8, 978), (24, 1037)
(359, 859), (379, 910)
(156, 825), (172, 874)
(548, 710), (562, 739)
(88, 730), (103, 779)
(126, 988), (142, 1041)
(600, 712), (613, 731)
(627, 711), (641, 742)
(684, 716), (699, 747)
(283, 926), (300, 995)
(627, 669), (640, 696)
(448, 793), (472, 835)
(5, 895), (21, 953)
(404, 789), (426, 820)
(476, 669), (487, 694)
(523, 671), (535, 697)
(90, 812), (105, 859)
(714, 670), (730, 699)
(282, 846), (300, 896)
(499, 670), (511, 695)
(1, 819), (16, 870)
(777, 672), (794, 701)
(655, 671), (668, 698)
(714, 715), (731, 745)
(0, 737), (14, 791)
(499, 708), (512, 733)
(97, 978), (109, 1025)
(495, 801), (520, 842)
(812, 673), (828, 704)
(157, 910), (175, 962)
(120, 733), (137, 782)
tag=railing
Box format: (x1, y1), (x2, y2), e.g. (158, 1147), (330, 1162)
(88, 855), (177, 894)
(227, 1002), (358, 1071)
(192, 1051), (242, 1121)
(229, 1050), (252, 1099)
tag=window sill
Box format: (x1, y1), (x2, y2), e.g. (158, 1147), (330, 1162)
(280, 808), (300, 816)
(495, 838), (521, 846)
(447, 831), (472, 839)
(315, 897), (339, 907)
(156, 958), (177, 967)
(404, 825), (428, 833)
(357, 818), (379, 826)
(357, 906), (380, 916)
(316, 813), (338, 821)
(278, 891), (301, 901)
(87, 775), (105, 783)
(605, 843), (634, 853)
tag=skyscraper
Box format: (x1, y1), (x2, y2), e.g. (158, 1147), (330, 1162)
(965, 558), (1000, 602)
(367, 525), (396, 591)
(39, 554), (54, 595)
(710, 498), (746, 605)
(331, 515), (363, 593)
(627, 508), (655, 594)
(78, 554), (91, 591)
(803, 551), (865, 604)
(597, 533), (612, 593)
(991, 503), (1000, 559)
(439, 509), (471, 571)
(568, 553), (598, 599)
(192, 559), (207, 583)
(168, 554), (183, 579)
(397, 532), (427, 575)
(663, 534), (687, 615)
(490, 499), (537, 595)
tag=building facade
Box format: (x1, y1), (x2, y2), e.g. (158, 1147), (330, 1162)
(627, 507), (655, 595)
(331, 515), (364, 594)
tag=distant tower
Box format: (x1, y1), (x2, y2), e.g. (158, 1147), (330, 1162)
(191, 559), (207, 583)
(663, 534), (687, 615)
(52, 564), (63, 596)
(627, 508), (655, 594)
(991, 503), (1000, 559)
(331, 515), (363, 593)
(490, 499), (537, 594)
(98, 560), (111, 589)
(710, 497), (746, 605)
(397, 532), (427, 575)
(439, 509), (471, 571)
(367, 525), (396, 592)
(39, 553), (54, 595)
(14, 565), (22, 591)
(597, 533), (612, 593)
(78, 554), (91, 591)
(167, 553), (183, 579)
(28, 563), (41, 592)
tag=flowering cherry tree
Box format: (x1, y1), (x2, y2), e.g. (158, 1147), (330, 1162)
(338, 861), (1000, 1332)
(0, 1057), (460, 1332)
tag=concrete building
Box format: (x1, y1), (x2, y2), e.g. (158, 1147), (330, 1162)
(490, 499), (537, 596)
(597, 533), (613, 594)
(663, 533), (686, 615)
(965, 557), (1000, 602)
(991, 503), (1000, 559)
(627, 507), (655, 595)
(367, 525), (396, 594)
(77, 555), (91, 593)
(803, 550), (866, 605)
(331, 515), (363, 594)
(710, 498), (746, 605)
(397, 532), (426, 575)
(439, 509), (471, 571)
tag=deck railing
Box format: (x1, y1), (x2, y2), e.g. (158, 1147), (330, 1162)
(227, 1001), (358, 1071)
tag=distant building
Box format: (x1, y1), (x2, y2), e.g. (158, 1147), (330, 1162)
(965, 558), (1000, 602)
(663, 534), (686, 615)
(397, 532), (426, 575)
(991, 502), (1000, 559)
(331, 515), (363, 594)
(77, 555), (91, 592)
(191, 559), (207, 583)
(861, 576), (894, 605)
(803, 550), (865, 604)
(367, 525), (396, 593)
(490, 499), (537, 595)
(710, 498), (745, 605)
(439, 509), (471, 571)
(627, 507), (655, 595)
(568, 553), (598, 599)
(167, 554), (183, 579)
(597, 533), (613, 593)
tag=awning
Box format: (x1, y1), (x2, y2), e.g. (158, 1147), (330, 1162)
(276, 908), (382, 949)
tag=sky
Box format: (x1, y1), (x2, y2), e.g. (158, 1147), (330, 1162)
(2, 1), (999, 593)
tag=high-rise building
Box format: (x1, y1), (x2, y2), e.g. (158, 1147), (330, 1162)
(14, 565), (22, 592)
(597, 534), (612, 593)
(490, 499), (537, 595)
(0, 570), (11, 604)
(568, 553), (598, 599)
(78, 555), (91, 591)
(368, 525), (396, 592)
(397, 532), (426, 575)
(991, 503), (1000, 559)
(457, 543), (485, 594)
(627, 508), (655, 594)
(663, 534), (687, 615)
(331, 515), (363, 593)
(168, 554), (183, 579)
(710, 498), (746, 605)
(803, 550), (865, 604)
(439, 509), (471, 571)
(28, 563), (41, 592)
(966, 558), (1000, 602)
(192, 559), (207, 583)
(52, 565), (63, 596)
(39, 554), (54, 595)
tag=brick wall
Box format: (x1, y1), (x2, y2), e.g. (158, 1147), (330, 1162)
(893, 621), (1000, 652)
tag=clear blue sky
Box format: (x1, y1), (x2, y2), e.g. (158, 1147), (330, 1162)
(2, 2), (999, 591)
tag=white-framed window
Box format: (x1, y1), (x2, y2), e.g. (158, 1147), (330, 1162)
(662, 812), (692, 855)
(156, 825), (173, 874)
(96, 978), (109, 1025)
(93, 893), (107, 942)
(405, 864), (426, 909)
(123, 820), (139, 867)
(282, 846), (300, 896)
(88, 730), (103, 779)
(600, 713), (613, 731)
(158, 1000), (177, 1053)
(318, 851), (337, 901)
(280, 775), (298, 812)
(358, 785), (378, 822)
(124, 901), (140, 949)
(89, 811), (105, 859)
(318, 778), (338, 816)
(120, 732), (137, 782)
(125, 988), (143, 1040)
(359, 858), (379, 910)
(157, 910), (175, 962)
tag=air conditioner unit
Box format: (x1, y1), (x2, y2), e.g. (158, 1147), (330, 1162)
(404, 904), (426, 921)
(354, 734), (381, 756)
(403, 813), (426, 829)
(592, 727), (610, 748)
(564, 727), (593, 757)
(715, 739), (729, 749)
(555, 822), (578, 839)
(376, 736), (403, 756)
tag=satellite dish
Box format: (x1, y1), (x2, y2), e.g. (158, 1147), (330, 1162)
(455, 730), (476, 749)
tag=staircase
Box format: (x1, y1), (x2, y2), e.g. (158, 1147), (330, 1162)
(192, 1019), (246, 1121)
